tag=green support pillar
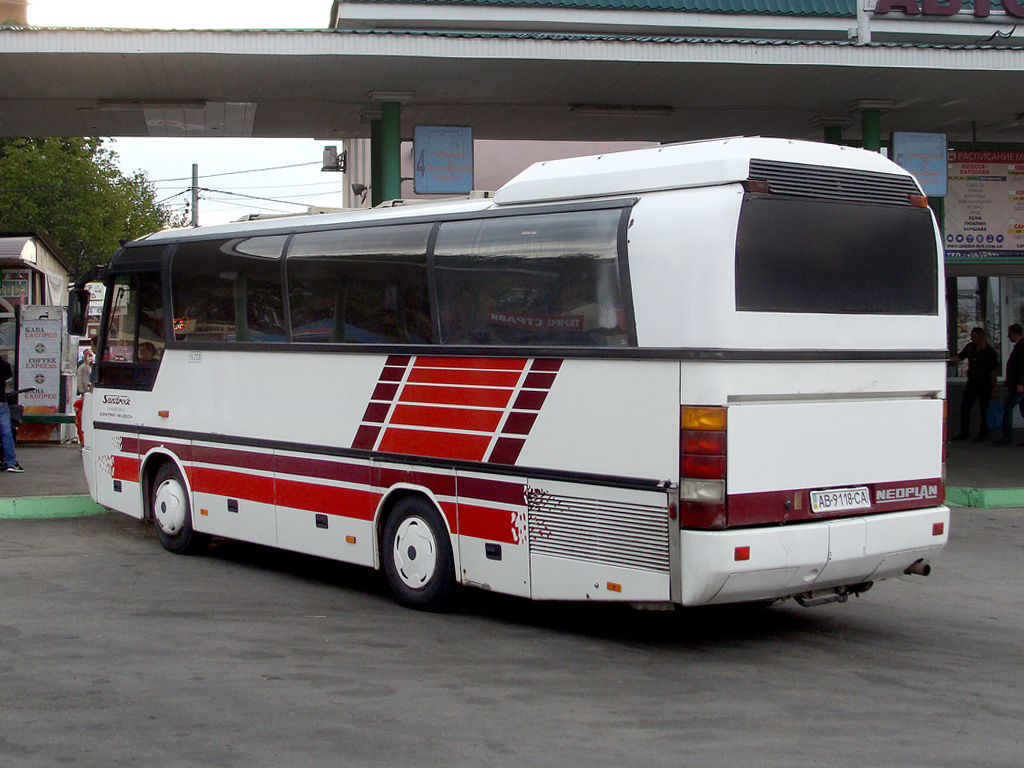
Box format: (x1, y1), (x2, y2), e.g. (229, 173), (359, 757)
(367, 92), (412, 206)
(848, 99), (892, 154)
(812, 117), (851, 146)
(370, 119), (383, 207)
(380, 101), (403, 203)
(861, 109), (882, 153)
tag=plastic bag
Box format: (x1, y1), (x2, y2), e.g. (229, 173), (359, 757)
(987, 400), (1003, 432)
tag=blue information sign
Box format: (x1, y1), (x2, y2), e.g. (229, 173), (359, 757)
(414, 126), (474, 194)
(892, 131), (948, 197)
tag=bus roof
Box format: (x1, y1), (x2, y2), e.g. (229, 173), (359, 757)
(493, 136), (911, 205)
(125, 137), (912, 249)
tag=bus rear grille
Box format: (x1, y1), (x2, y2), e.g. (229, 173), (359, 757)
(527, 488), (669, 572)
(749, 159), (921, 206)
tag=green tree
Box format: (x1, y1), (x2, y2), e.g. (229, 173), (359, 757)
(0, 137), (179, 277)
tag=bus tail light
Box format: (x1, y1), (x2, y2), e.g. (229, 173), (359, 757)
(680, 406), (727, 529)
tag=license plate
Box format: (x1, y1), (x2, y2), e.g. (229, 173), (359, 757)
(810, 486), (871, 514)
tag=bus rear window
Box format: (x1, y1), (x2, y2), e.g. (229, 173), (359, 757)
(735, 197), (938, 315)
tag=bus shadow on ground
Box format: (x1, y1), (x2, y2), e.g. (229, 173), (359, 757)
(172, 527), (849, 650)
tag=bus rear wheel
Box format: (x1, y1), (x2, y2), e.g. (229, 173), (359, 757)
(150, 462), (209, 555)
(382, 497), (455, 611)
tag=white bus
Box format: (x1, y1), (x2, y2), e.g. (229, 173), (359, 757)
(75, 137), (949, 611)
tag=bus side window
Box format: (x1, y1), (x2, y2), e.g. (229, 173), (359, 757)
(170, 236), (287, 343)
(97, 271), (165, 389)
(100, 272), (163, 365)
(287, 224), (434, 344)
(434, 209), (629, 347)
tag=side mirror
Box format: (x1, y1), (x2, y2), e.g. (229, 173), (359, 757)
(67, 287), (91, 337)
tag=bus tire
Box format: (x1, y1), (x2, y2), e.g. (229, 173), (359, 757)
(382, 496), (455, 611)
(151, 462), (209, 555)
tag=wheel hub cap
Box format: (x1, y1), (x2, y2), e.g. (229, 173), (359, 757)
(393, 517), (438, 589)
(153, 478), (187, 535)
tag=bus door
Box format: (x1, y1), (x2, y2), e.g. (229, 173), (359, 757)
(91, 268), (166, 517)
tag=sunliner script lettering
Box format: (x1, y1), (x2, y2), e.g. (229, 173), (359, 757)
(103, 395), (131, 406)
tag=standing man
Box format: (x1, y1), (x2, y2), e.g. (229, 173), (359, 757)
(73, 348), (94, 446)
(950, 327), (999, 441)
(0, 353), (25, 472)
(76, 348), (94, 396)
(994, 323), (1024, 445)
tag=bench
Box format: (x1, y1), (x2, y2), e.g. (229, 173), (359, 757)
(19, 413), (77, 425)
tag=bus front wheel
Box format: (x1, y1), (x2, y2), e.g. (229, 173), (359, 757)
(381, 497), (455, 611)
(151, 462), (209, 555)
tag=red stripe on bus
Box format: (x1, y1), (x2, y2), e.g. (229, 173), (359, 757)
(112, 455), (140, 482)
(274, 454), (369, 485)
(390, 404), (504, 433)
(361, 402), (391, 424)
(398, 383), (515, 409)
(377, 427), (492, 462)
(500, 411), (538, 436)
(457, 502), (518, 544)
(512, 389), (549, 411)
(373, 466), (458, 499)
(352, 425), (380, 450)
(523, 372), (557, 390)
(457, 475), (526, 507)
(276, 479), (376, 521)
(529, 358), (563, 372)
(439, 500), (458, 535)
(120, 436), (140, 454)
(487, 437), (526, 466)
(189, 466), (275, 505)
(372, 382), (400, 401)
(412, 357), (528, 371)
(137, 439), (191, 462)
(379, 365), (407, 382)
(192, 445), (275, 473)
(406, 367), (523, 388)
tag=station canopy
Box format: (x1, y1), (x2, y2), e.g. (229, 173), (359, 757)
(1, 0), (1024, 144)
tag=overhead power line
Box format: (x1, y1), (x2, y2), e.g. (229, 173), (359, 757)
(147, 160), (321, 184)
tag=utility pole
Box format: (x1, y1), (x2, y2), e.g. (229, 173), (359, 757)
(191, 164), (199, 227)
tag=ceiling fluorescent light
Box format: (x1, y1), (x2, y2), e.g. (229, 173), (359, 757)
(97, 99), (208, 111)
(571, 104), (673, 117)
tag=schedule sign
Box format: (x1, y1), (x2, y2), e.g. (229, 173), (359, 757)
(414, 126), (473, 194)
(892, 132), (947, 197)
(945, 149), (1024, 259)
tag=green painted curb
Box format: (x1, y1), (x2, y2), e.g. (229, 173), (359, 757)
(945, 486), (1024, 509)
(0, 495), (109, 520)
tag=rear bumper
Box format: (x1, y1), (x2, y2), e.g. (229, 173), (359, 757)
(679, 506), (949, 606)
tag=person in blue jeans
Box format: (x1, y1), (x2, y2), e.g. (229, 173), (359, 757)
(994, 324), (1024, 445)
(0, 354), (25, 472)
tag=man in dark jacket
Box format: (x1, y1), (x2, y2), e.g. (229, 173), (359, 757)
(0, 354), (25, 472)
(950, 327), (999, 441)
(994, 323), (1024, 445)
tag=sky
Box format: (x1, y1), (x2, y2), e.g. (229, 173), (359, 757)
(29, 1), (345, 226)
(26, 1), (646, 227)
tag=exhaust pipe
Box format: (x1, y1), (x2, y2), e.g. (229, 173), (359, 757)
(795, 581), (873, 608)
(904, 559), (931, 577)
